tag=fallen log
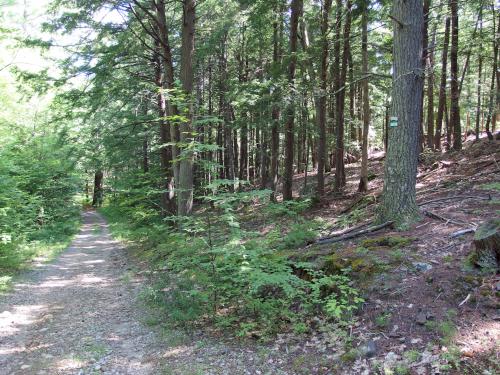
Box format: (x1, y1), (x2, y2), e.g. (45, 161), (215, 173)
(450, 228), (476, 238)
(316, 221), (394, 245)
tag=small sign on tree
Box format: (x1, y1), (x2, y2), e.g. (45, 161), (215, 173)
(390, 116), (398, 127)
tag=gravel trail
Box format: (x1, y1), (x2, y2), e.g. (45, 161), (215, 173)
(0, 211), (161, 375)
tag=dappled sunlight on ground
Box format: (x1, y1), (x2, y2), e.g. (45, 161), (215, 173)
(0, 211), (160, 374)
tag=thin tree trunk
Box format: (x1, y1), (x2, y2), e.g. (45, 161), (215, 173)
(330, 0), (343, 172)
(379, 0), (424, 227)
(420, 0), (430, 152)
(449, 0), (461, 150)
(426, 8), (436, 149)
(475, 7), (483, 141)
(334, 0), (351, 192)
(384, 102), (389, 151)
(358, 6), (370, 193)
(177, 0), (196, 216)
(348, 48), (356, 143)
(92, 170), (104, 207)
(155, 0), (178, 212)
(316, 0), (332, 197)
(270, 5), (281, 201)
(485, 6), (499, 139)
(282, 0), (303, 201)
(143, 129), (149, 173)
(434, 16), (450, 150)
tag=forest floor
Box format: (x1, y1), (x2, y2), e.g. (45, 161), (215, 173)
(0, 137), (499, 375)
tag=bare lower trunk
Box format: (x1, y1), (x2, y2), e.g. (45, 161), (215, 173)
(316, 0), (332, 197)
(379, 0), (424, 228)
(334, 0), (351, 192)
(358, 8), (370, 193)
(92, 170), (104, 207)
(426, 4), (436, 149)
(475, 9), (483, 141)
(434, 16), (450, 150)
(177, 0), (196, 216)
(485, 7), (499, 139)
(449, 0), (461, 150)
(283, 0), (303, 201)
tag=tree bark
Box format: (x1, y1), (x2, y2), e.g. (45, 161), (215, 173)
(358, 5), (370, 193)
(434, 16), (450, 150)
(485, 7), (499, 139)
(316, 0), (333, 197)
(154, 0), (178, 213)
(426, 5), (436, 149)
(334, 0), (352, 192)
(92, 170), (104, 207)
(449, 0), (461, 150)
(177, 0), (196, 215)
(282, 0), (303, 201)
(475, 8), (483, 141)
(271, 3), (284, 201)
(420, 0), (430, 152)
(379, 0), (424, 228)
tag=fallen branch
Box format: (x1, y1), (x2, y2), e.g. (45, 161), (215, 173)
(418, 195), (491, 207)
(325, 220), (373, 238)
(340, 195), (365, 214)
(458, 293), (471, 307)
(422, 210), (468, 226)
(450, 228), (476, 238)
(316, 221), (393, 245)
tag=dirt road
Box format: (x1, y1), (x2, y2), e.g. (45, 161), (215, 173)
(0, 211), (160, 375)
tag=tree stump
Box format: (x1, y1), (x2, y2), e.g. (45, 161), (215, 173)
(471, 219), (500, 271)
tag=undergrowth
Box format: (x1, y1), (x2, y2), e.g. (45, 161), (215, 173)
(101, 191), (363, 338)
(0, 205), (81, 293)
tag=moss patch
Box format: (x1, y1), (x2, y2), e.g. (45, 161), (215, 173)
(323, 251), (386, 277)
(360, 235), (415, 249)
(480, 182), (500, 191)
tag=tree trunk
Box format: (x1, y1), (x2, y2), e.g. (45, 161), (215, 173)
(485, 7), (499, 139)
(358, 6), (370, 193)
(475, 8), (483, 141)
(282, 0), (303, 201)
(177, 0), (196, 216)
(449, 0), (461, 150)
(155, 0), (178, 213)
(426, 4), (436, 149)
(316, 0), (332, 197)
(348, 48), (356, 143)
(434, 16), (450, 150)
(143, 131), (149, 173)
(384, 102), (389, 151)
(334, 0), (351, 192)
(420, 0), (430, 152)
(260, 127), (269, 189)
(239, 116), (248, 181)
(92, 170), (104, 207)
(379, 0), (424, 228)
(153, 38), (174, 214)
(470, 219), (500, 271)
(270, 12), (281, 200)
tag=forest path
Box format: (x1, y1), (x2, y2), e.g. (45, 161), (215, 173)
(0, 211), (161, 375)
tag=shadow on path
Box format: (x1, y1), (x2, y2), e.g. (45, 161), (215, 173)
(0, 211), (160, 375)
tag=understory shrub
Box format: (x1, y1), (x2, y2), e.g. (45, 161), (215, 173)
(0, 131), (81, 280)
(102, 189), (363, 337)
